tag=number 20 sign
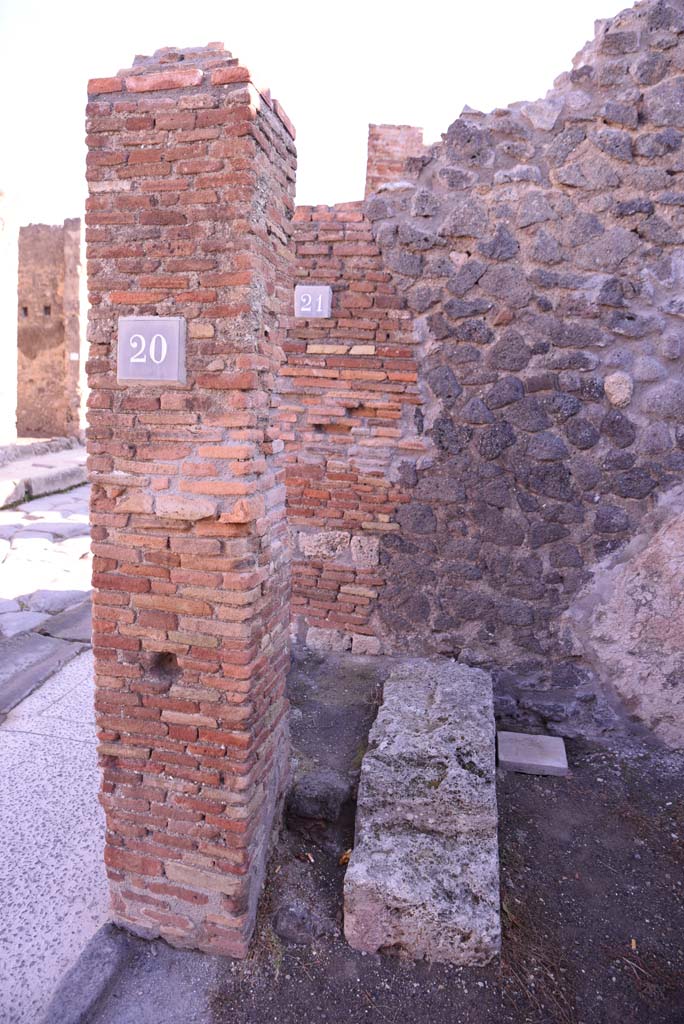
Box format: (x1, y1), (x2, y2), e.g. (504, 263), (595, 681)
(117, 317), (186, 384)
(294, 285), (332, 319)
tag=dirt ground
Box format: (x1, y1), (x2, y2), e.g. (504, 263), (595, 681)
(86, 651), (684, 1024)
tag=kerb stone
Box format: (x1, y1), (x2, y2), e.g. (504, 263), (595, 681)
(343, 659), (500, 964)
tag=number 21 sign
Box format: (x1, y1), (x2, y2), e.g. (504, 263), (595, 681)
(294, 285), (332, 319)
(117, 317), (186, 384)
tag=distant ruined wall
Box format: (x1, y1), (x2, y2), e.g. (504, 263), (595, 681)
(289, 0), (684, 741)
(17, 220), (84, 438)
(63, 218), (86, 434)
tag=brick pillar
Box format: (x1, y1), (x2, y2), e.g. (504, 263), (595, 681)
(86, 44), (296, 956)
(364, 124), (425, 197)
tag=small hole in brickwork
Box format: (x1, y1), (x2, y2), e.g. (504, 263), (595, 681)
(43, 305), (51, 316)
(152, 651), (180, 679)
(21, 306), (28, 318)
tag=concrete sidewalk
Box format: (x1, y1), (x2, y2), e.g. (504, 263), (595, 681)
(0, 650), (108, 1024)
(0, 481), (105, 1023)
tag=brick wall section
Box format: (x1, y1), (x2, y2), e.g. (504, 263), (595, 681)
(365, 124), (426, 198)
(280, 203), (425, 654)
(85, 44), (296, 956)
(17, 221), (83, 438)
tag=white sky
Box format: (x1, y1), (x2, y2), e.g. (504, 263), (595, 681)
(0, 0), (626, 226)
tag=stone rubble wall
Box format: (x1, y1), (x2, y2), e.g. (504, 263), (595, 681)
(362, 0), (684, 738)
(85, 44), (296, 956)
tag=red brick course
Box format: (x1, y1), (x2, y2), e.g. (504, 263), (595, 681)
(364, 124), (425, 198)
(86, 44), (295, 957)
(280, 203), (425, 653)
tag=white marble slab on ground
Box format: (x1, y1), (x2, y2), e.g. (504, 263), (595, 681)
(497, 730), (569, 777)
(0, 650), (108, 1024)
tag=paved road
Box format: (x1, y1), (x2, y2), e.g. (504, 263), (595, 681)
(0, 485), (107, 1024)
(0, 484), (91, 639)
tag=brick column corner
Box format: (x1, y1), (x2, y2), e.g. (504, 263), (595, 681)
(364, 124), (425, 198)
(86, 43), (296, 956)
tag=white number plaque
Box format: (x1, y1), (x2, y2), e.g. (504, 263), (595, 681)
(294, 285), (332, 319)
(117, 317), (186, 384)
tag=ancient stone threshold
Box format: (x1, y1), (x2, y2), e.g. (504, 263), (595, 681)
(266, 649), (500, 966)
(343, 659), (500, 965)
(0, 444), (87, 508)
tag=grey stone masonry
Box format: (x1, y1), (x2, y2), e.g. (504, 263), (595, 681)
(344, 659), (500, 964)
(363, 0), (684, 742)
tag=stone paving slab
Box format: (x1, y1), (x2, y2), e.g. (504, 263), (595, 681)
(0, 632), (85, 717)
(0, 651), (108, 1024)
(0, 609), (52, 639)
(344, 659), (500, 965)
(0, 446), (87, 508)
(497, 731), (569, 777)
(28, 590), (89, 614)
(0, 484), (92, 706)
(40, 599), (92, 644)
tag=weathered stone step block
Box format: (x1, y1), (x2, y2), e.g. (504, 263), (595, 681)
(343, 659), (500, 964)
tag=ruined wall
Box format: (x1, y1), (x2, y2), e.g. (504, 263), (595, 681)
(362, 0), (684, 735)
(63, 218), (86, 434)
(281, 203), (424, 654)
(17, 220), (84, 438)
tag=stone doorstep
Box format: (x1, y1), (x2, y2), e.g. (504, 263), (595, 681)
(0, 436), (81, 470)
(343, 659), (501, 965)
(497, 730), (569, 777)
(0, 446), (87, 509)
